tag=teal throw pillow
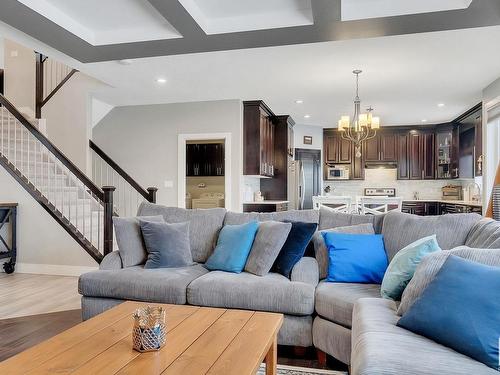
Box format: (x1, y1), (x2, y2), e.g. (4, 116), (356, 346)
(205, 221), (259, 273)
(381, 234), (441, 300)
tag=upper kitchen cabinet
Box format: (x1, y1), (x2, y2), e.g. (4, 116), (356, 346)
(324, 131), (352, 164)
(364, 132), (397, 163)
(454, 103), (482, 177)
(243, 100), (276, 177)
(186, 142), (225, 177)
(397, 133), (410, 179)
(436, 125), (459, 179)
(406, 130), (435, 180)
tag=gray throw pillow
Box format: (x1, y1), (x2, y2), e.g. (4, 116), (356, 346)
(113, 215), (164, 267)
(398, 246), (500, 316)
(139, 221), (194, 269)
(313, 223), (375, 279)
(245, 221), (292, 276)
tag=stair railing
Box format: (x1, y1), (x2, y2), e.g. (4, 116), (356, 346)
(89, 140), (157, 217)
(35, 53), (78, 119)
(0, 93), (114, 261)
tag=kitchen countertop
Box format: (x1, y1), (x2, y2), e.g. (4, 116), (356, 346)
(403, 199), (482, 207)
(243, 201), (289, 205)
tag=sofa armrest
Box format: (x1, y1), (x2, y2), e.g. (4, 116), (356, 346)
(290, 257), (319, 286)
(99, 251), (123, 270)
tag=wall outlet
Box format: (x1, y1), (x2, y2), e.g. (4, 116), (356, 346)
(10, 50), (18, 57)
(164, 180), (174, 188)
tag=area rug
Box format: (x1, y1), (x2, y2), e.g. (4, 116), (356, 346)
(257, 364), (347, 375)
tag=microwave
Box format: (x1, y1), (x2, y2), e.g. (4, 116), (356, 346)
(326, 165), (350, 180)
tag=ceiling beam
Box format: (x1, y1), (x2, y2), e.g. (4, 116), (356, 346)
(0, 0), (499, 63)
(146, 0), (205, 38)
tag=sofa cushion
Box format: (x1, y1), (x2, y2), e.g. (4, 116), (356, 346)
(381, 234), (441, 301)
(351, 298), (498, 375)
(245, 221), (292, 276)
(187, 271), (315, 315)
(314, 223), (375, 279)
(223, 209), (318, 225)
(315, 280), (380, 327)
(140, 221), (193, 269)
(318, 206), (384, 232)
(382, 211), (481, 260)
(78, 264), (208, 304)
(113, 215), (164, 267)
(465, 217), (500, 249)
(137, 202), (226, 263)
(398, 246), (500, 316)
(397, 255), (500, 370)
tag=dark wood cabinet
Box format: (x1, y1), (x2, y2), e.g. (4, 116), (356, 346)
(397, 133), (409, 179)
(244, 101), (275, 177)
(408, 132), (423, 180)
(422, 132), (435, 179)
(324, 133), (351, 164)
(243, 202), (288, 213)
(186, 143), (225, 177)
(363, 132), (397, 163)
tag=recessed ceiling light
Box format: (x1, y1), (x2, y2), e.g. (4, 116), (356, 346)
(156, 78), (167, 84)
(295, 99), (304, 104)
(304, 114), (311, 119)
(117, 59), (132, 65)
(437, 103), (445, 107)
(421, 119), (428, 123)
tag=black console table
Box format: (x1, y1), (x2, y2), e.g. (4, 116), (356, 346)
(0, 203), (17, 274)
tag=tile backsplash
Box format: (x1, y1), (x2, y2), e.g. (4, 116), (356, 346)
(323, 169), (476, 200)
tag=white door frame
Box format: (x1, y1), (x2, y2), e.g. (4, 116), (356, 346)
(178, 133), (232, 210)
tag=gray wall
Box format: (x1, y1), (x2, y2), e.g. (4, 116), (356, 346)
(92, 100), (243, 210)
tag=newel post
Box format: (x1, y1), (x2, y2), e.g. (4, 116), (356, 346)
(102, 186), (116, 256)
(147, 187), (158, 203)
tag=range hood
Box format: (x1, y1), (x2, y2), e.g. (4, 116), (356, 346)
(364, 161), (398, 169)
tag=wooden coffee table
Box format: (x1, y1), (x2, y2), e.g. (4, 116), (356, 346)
(0, 301), (283, 375)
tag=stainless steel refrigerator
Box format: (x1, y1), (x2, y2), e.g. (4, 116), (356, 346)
(288, 149), (321, 210)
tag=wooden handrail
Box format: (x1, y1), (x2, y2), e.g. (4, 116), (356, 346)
(89, 140), (157, 202)
(0, 93), (104, 201)
(486, 161), (500, 218)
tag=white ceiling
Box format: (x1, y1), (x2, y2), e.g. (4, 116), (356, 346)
(179, 0), (313, 34)
(16, 0), (181, 45)
(80, 25), (500, 128)
(341, 0), (473, 21)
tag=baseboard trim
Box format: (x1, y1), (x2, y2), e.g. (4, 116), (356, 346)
(13, 263), (98, 276)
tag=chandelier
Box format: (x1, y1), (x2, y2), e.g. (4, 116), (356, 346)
(338, 70), (380, 158)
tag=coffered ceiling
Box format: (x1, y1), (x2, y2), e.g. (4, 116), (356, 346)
(1, 0), (499, 63)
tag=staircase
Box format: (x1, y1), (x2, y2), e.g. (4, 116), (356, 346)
(0, 93), (157, 264)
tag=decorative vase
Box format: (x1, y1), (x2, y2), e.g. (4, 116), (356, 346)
(132, 306), (166, 352)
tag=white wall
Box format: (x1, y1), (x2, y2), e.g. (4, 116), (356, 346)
(92, 97), (114, 128)
(293, 124), (323, 152)
(0, 38), (4, 68)
(0, 166), (98, 274)
(92, 100), (243, 211)
(42, 72), (107, 172)
(3, 39), (35, 115)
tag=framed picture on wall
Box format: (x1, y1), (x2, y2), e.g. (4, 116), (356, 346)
(303, 136), (313, 145)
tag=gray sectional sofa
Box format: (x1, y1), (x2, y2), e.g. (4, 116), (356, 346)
(79, 203), (500, 374)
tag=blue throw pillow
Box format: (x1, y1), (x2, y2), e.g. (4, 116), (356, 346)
(272, 221), (318, 278)
(323, 232), (388, 283)
(205, 221), (259, 273)
(397, 255), (500, 370)
(381, 234), (441, 300)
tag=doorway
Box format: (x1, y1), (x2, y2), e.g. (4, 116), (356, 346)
(178, 133), (232, 210)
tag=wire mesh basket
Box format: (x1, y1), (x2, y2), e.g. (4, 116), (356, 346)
(132, 306), (166, 352)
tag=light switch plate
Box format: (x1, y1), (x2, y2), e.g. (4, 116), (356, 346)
(164, 180), (173, 188)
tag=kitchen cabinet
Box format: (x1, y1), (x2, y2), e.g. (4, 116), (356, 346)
(440, 202), (482, 215)
(324, 133), (351, 164)
(474, 111), (483, 176)
(407, 131), (435, 180)
(436, 126), (459, 179)
(363, 132), (397, 163)
(397, 133), (410, 179)
(186, 143), (225, 177)
(243, 202), (288, 213)
(244, 101), (276, 177)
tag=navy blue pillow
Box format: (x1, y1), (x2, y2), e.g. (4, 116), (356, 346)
(272, 221), (318, 278)
(397, 255), (500, 370)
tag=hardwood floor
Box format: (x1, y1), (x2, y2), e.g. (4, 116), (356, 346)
(0, 273), (80, 319)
